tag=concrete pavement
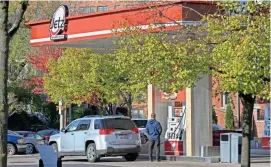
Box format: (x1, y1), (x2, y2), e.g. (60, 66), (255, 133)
(7, 154), (270, 167)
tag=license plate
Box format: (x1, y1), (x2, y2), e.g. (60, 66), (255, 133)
(119, 134), (128, 139)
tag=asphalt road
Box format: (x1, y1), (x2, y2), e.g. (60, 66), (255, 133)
(7, 154), (270, 167)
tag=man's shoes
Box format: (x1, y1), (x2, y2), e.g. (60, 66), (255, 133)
(156, 159), (161, 162)
(150, 159), (153, 162)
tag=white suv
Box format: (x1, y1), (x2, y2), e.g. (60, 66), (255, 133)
(49, 115), (141, 162)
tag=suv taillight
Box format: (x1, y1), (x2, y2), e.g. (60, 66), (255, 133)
(131, 128), (139, 134)
(99, 129), (115, 135)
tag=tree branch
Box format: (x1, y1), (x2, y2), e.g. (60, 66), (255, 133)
(8, 0), (28, 38)
(8, 108), (17, 117)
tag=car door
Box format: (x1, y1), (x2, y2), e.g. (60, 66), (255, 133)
(34, 134), (45, 145)
(26, 133), (36, 145)
(61, 120), (79, 153)
(74, 119), (91, 153)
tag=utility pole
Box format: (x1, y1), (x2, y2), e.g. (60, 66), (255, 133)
(59, 99), (63, 130)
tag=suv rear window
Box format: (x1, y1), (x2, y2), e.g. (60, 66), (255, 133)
(94, 118), (136, 130)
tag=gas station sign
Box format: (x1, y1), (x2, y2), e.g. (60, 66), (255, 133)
(161, 90), (186, 102)
(50, 5), (69, 41)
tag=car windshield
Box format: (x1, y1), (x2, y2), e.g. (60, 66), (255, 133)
(132, 120), (147, 128)
(38, 130), (52, 136)
(16, 132), (27, 137)
(8, 130), (22, 137)
(103, 118), (136, 130)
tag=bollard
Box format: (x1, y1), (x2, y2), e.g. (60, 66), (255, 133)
(57, 157), (62, 167)
(39, 159), (44, 167)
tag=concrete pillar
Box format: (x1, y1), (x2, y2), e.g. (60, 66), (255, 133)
(147, 84), (168, 154)
(185, 75), (212, 156)
(147, 84), (155, 119)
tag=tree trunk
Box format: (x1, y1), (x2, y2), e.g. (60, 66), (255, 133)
(0, 2), (9, 167)
(126, 92), (132, 118)
(239, 93), (255, 167)
(127, 102), (132, 118)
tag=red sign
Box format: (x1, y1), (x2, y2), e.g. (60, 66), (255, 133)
(164, 140), (183, 156)
(161, 90), (186, 102)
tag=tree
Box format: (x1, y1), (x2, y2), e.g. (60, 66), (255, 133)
(112, 2), (269, 167)
(25, 47), (62, 96)
(0, 1), (28, 166)
(212, 107), (217, 124)
(225, 95), (235, 130)
(44, 48), (146, 117)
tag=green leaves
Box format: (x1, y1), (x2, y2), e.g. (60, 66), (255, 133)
(44, 1), (270, 106)
(44, 48), (147, 107)
(204, 2), (270, 98)
(112, 1), (270, 100)
(225, 95), (235, 130)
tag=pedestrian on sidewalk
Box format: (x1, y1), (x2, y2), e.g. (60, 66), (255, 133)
(146, 113), (162, 162)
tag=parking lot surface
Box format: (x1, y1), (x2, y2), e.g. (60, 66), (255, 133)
(7, 154), (270, 167)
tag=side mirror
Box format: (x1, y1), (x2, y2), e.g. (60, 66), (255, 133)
(61, 128), (66, 133)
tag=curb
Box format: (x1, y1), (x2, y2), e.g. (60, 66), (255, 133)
(138, 154), (220, 163)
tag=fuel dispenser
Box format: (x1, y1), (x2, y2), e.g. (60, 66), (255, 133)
(164, 105), (186, 156)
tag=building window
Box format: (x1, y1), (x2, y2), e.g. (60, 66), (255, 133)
(83, 7), (96, 14)
(114, 5), (121, 9)
(222, 92), (229, 107)
(90, 6), (96, 13)
(132, 109), (144, 118)
(85, 7), (91, 14)
(98, 6), (109, 12)
(257, 109), (264, 121)
(126, 5), (134, 8)
(79, 7), (85, 14)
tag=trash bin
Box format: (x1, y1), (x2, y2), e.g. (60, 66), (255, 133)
(220, 133), (242, 163)
(220, 133), (231, 163)
(230, 133), (242, 163)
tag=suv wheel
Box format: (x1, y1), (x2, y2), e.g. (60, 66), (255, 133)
(86, 143), (99, 163)
(124, 153), (138, 161)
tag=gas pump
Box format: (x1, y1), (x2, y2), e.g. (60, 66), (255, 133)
(164, 105), (186, 156)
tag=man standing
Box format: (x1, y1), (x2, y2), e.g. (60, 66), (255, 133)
(146, 113), (162, 162)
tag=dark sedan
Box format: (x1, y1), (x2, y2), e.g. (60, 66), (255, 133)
(15, 131), (46, 154)
(37, 129), (59, 142)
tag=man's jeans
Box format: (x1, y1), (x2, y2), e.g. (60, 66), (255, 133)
(148, 139), (160, 161)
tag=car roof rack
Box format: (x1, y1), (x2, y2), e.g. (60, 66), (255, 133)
(82, 115), (102, 118)
(82, 114), (130, 119)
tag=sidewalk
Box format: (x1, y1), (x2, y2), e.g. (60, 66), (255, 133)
(8, 155), (270, 167)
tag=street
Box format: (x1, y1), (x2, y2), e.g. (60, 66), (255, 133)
(7, 154), (270, 167)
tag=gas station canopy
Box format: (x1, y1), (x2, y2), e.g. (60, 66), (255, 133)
(26, 1), (215, 52)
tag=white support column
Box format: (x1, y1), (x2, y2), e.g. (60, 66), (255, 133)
(147, 84), (168, 154)
(185, 75), (212, 156)
(147, 84), (155, 119)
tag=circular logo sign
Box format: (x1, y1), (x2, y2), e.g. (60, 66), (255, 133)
(50, 5), (68, 40)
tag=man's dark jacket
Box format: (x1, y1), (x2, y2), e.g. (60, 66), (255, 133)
(146, 119), (162, 141)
